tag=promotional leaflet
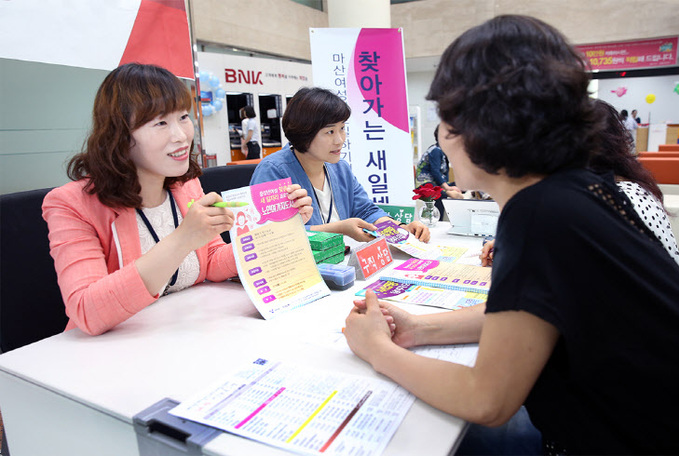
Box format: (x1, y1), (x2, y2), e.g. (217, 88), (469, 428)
(379, 259), (491, 294)
(356, 279), (487, 310)
(170, 357), (415, 456)
(435, 245), (470, 262)
(222, 178), (330, 319)
(366, 220), (443, 259)
(366, 221), (470, 262)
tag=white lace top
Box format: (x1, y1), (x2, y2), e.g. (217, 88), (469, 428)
(136, 192), (201, 295)
(618, 181), (679, 265)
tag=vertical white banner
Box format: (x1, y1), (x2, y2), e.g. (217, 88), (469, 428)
(310, 28), (413, 206)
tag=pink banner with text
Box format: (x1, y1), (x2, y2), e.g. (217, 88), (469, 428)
(577, 37), (677, 71)
(310, 28), (413, 206)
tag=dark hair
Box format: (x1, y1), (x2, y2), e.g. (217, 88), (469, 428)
(433, 125), (439, 144)
(620, 109), (629, 119)
(67, 63), (200, 208)
(243, 105), (256, 118)
(589, 100), (664, 203)
(427, 15), (601, 178)
(282, 87), (351, 152)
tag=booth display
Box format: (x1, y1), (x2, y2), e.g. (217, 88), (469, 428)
(258, 94), (283, 157)
(198, 52), (312, 166)
(226, 92), (255, 161)
(0, 226), (482, 456)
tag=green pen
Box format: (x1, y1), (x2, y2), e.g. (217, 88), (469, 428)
(188, 199), (248, 208)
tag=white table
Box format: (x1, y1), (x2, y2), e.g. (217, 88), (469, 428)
(0, 225), (483, 456)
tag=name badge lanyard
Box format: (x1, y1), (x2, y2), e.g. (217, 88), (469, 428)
(292, 151), (334, 225)
(135, 191), (179, 286)
(311, 165), (334, 224)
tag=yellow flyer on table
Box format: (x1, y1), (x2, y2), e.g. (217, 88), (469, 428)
(222, 178), (330, 319)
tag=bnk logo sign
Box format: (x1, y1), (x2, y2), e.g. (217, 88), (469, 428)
(224, 69), (263, 85)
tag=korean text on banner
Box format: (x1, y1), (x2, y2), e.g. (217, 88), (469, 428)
(310, 28), (414, 207)
(222, 178), (330, 319)
(576, 37), (678, 71)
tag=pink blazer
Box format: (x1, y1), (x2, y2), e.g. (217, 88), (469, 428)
(42, 178), (237, 335)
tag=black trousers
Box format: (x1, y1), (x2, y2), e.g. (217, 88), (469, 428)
(246, 141), (261, 159)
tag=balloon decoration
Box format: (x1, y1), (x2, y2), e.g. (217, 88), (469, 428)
(198, 71), (225, 118)
(673, 83), (679, 95)
(611, 86), (627, 97)
(645, 93), (656, 104)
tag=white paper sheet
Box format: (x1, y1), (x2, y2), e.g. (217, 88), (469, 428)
(170, 358), (415, 456)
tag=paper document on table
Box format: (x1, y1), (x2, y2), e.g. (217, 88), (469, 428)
(170, 357), (415, 456)
(366, 220), (443, 259)
(357, 279), (487, 310)
(379, 259), (491, 294)
(435, 245), (469, 262)
(412, 344), (479, 367)
(223, 178), (330, 319)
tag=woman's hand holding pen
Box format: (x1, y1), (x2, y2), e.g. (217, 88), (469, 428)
(178, 192), (234, 251)
(135, 192), (233, 296)
(337, 218), (379, 242)
(285, 184), (313, 224)
(480, 238), (495, 267)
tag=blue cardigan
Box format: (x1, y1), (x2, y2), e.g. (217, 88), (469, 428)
(250, 144), (388, 227)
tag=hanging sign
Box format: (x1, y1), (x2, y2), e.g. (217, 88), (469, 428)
(576, 37), (678, 71)
(310, 28), (413, 206)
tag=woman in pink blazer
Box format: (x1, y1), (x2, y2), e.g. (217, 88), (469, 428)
(43, 64), (311, 336)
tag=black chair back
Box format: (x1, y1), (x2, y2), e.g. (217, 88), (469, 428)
(0, 188), (68, 353)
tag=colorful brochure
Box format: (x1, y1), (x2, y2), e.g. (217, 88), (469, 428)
(366, 220), (443, 259)
(378, 258), (491, 294)
(170, 357), (415, 456)
(356, 279), (487, 310)
(222, 178), (330, 319)
(435, 245), (469, 262)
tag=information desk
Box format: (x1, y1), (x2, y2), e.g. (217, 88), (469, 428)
(0, 226), (483, 456)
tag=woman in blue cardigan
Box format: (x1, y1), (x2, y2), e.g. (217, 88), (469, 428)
(250, 87), (429, 242)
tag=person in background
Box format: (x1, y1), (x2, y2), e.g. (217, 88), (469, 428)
(250, 87), (430, 242)
(620, 108), (638, 147)
(631, 108), (641, 124)
(590, 99), (679, 264)
(416, 125), (464, 219)
(344, 15), (679, 455)
(481, 99), (679, 267)
(43, 63), (312, 336)
(239, 105), (261, 160)
(416, 125), (464, 198)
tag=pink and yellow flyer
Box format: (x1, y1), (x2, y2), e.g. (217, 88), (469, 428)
(222, 178), (330, 319)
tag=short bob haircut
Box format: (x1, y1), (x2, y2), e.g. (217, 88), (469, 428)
(282, 87), (351, 153)
(427, 15), (602, 178)
(68, 63), (201, 208)
(241, 105), (256, 119)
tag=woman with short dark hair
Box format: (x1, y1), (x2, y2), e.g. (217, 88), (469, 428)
(344, 15), (679, 455)
(251, 87), (430, 242)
